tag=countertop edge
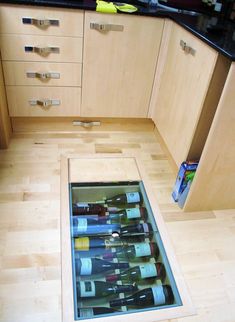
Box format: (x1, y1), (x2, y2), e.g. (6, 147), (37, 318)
(0, 0), (234, 61)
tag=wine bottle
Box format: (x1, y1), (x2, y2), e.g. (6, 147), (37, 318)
(72, 203), (108, 216)
(77, 307), (118, 318)
(120, 223), (153, 237)
(75, 258), (129, 276)
(74, 248), (114, 259)
(105, 207), (148, 224)
(106, 262), (165, 283)
(109, 285), (174, 308)
(77, 280), (138, 298)
(74, 237), (144, 251)
(105, 192), (143, 206)
(103, 242), (159, 261)
(72, 216), (120, 237)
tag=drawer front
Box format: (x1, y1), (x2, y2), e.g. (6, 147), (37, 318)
(0, 5), (84, 37)
(0, 34), (83, 62)
(7, 86), (81, 116)
(3, 62), (82, 87)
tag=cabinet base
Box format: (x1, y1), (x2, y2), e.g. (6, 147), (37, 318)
(11, 117), (155, 133)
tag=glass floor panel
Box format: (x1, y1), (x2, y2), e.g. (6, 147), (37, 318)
(69, 181), (182, 320)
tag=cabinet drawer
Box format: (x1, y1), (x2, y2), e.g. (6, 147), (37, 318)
(0, 5), (84, 37)
(7, 86), (81, 116)
(3, 62), (82, 87)
(0, 34), (83, 63)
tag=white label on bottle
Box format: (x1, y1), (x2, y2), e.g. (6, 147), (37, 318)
(80, 258), (92, 275)
(139, 263), (157, 278)
(79, 281), (95, 297)
(76, 203), (89, 207)
(126, 208), (141, 219)
(134, 243), (151, 257)
(126, 192), (140, 203)
(77, 218), (88, 233)
(79, 308), (94, 318)
(152, 285), (166, 305)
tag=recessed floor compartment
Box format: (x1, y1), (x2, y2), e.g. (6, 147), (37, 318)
(61, 154), (195, 322)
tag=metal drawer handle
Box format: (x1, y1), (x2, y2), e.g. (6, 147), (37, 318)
(90, 22), (124, 32)
(29, 99), (60, 108)
(24, 46), (60, 55)
(26, 72), (60, 79)
(180, 40), (196, 56)
(22, 18), (59, 27)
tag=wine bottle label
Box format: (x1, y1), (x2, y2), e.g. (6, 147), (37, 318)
(152, 286), (166, 305)
(126, 192), (140, 203)
(126, 208), (141, 219)
(75, 237), (89, 251)
(79, 281), (96, 297)
(79, 308), (94, 318)
(134, 243), (151, 257)
(76, 218), (88, 233)
(139, 263), (157, 278)
(80, 258), (92, 275)
(76, 202), (89, 207)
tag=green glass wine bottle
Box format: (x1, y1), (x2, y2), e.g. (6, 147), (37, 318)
(74, 236), (144, 251)
(77, 281), (138, 299)
(107, 207), (148, 224)
(106, 262), (166, 283)
(105, 191), (143, 206)
(109, 285), (174, 308)
(103, 242), (159, 261)
(75, 258), (129, 276)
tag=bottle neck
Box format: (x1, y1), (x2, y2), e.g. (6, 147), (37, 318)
(113, 284), (136, 294)
(110, 295), (135, 307)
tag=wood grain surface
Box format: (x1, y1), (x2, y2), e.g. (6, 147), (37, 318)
(0, 130), (234, 322)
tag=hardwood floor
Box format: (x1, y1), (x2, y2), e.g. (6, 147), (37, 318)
(0, 129), (234, 322)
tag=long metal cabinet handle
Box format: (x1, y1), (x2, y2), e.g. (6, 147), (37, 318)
(90, 22), (124, 32)
(22, 18), (59, 27)
(24, 46), (60, 55)
(29, 99), (60, 107)
(26, 72), (60, 79)
(180, 40), (196, 56)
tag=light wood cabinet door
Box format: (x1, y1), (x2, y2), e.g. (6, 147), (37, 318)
(152, 23), (218, 167)
(184, 62), (235, 211)
(82, 12), (164, 118)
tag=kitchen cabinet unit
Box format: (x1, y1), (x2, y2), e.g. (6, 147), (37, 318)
(82, 12), (164, 118)
(184, 62), (235, 211)
(151, 21), (230, 167)
(0, 5), (83, 117)
(61, 155), (195, 322)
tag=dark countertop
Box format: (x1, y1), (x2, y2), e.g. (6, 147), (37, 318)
(0, 0), (235, 61)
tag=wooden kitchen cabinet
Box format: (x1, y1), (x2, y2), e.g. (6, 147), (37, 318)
(0, 5), (83, 118)
(82, 12), (164, 118)
(151, 22), (230, 167)
(184, 62), (235, 211)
